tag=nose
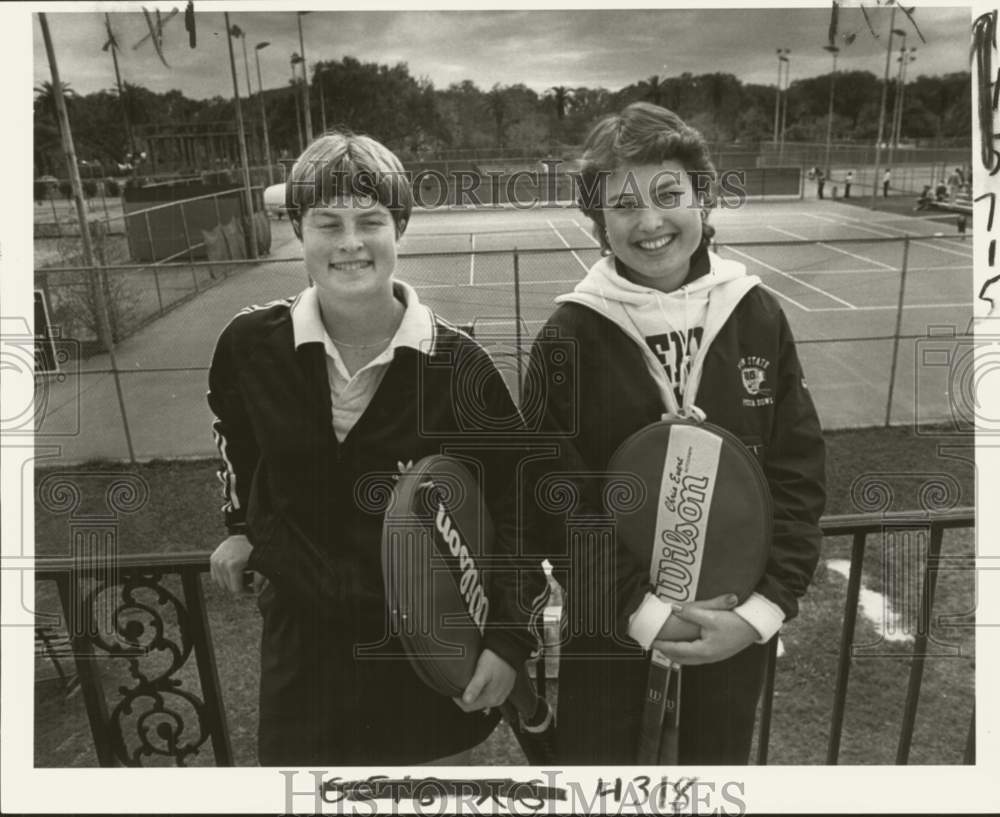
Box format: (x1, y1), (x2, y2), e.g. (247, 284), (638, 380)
(635, 204), (664, 233)
(338, 225), (363, 253)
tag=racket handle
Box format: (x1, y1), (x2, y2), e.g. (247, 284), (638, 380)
(501, 668), (556, 764)
(658, 666), (682, 764)
(508, 669), (549, 728)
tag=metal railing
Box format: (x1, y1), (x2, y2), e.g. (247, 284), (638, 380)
(33, 507), (975, 767)
(755, 508), (975, 765)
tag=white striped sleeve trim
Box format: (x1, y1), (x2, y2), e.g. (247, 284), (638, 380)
(211, 419), (240, 512)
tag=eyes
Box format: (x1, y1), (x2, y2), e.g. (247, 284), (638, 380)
(308, 213), (390, 232)
(611, 187), (683, 210)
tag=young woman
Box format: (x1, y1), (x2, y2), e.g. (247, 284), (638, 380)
(525, 102), (826, 764)
(207, 131), (546, 765)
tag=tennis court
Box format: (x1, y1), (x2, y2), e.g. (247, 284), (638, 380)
(31, 198), (974, 462)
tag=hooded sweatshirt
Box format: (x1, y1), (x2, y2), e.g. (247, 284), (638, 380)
(555, 249), (786, 646)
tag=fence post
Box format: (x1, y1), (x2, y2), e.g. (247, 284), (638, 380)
(884, 236), (911, 427)
(895, 523), (945, 764)
(514, 248), (523, 395)
(826, 531), (868, 763)
(754, 636), (780, 765)
(49, 196), (61, 237)
(147, 210), (164, 317)
(179, 201), (198, 293)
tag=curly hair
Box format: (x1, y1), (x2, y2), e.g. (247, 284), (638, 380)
(576, 102), (717, 253)
(286, 131), (413, 240)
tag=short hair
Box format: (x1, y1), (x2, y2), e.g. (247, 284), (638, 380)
(286, 131), (413, 239)
(576, 102), (716, 253)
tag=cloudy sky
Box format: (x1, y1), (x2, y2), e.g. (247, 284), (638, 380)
(31, 3), (973, 100)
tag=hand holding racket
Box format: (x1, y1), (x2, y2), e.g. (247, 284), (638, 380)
(606, 418), (773, 764)
(381, 455), (555, 764)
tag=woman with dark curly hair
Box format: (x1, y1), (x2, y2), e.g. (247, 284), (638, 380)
(525, 102), (826, 764)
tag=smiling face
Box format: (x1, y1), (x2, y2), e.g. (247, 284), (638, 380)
(603, 160), (704, 292)
(301, 197), (400, 301)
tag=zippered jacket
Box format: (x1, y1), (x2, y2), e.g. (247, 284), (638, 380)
(524, 250), (826, 643)
(207, 293), (548, 764)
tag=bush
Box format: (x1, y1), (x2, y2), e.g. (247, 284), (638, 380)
(58, 181), (72, 200)
(104, 177), (121, 197)
(82, 179), (97, 199)
(47, 262), (140, 345)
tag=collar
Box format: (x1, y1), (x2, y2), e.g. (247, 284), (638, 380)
(290, 279), (438, 356)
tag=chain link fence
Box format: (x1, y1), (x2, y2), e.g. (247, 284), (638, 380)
(29, 228), (974, 464)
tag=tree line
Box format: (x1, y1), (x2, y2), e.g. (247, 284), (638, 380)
(34, 57), (971, 177)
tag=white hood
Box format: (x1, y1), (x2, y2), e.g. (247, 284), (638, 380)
(556, 251), (760, 417)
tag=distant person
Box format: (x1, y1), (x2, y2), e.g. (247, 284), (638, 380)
(882, 168), (891, 198)
(816, 167), (826, 199)
(957, 214), (968, 235)
(843, 170), (854, 199)
(935, 179), (948, 202)
(915, 185), (932, 211)
(947, 168), (961, 202)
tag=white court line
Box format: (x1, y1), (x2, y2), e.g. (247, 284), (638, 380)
(803, 211), (905, 237)
(808, 301), (971, 313)
(412, 277), (579, 290)
(469, 233), (475, 285)
(756, 282), (813, 312)
(546, 219), (591, 272)
(769, 225), (897, 270)
(784, 264), (971, 276)
(724, 245), (856, 310)
(572, 218), (601, 247)
(802, 212), (973, 258)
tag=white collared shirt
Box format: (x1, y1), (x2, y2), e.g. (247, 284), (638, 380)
(290, 280), (436, 441)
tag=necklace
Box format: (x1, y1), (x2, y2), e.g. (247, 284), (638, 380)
(330, 335), (393, 350)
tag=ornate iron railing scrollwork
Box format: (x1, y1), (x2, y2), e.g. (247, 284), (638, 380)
(36, 554), (233, 767)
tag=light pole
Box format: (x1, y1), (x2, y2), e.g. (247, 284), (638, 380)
(773, 48), (789, 147)
(822, 44), (839, 176)
(102, 13), (136, 163)
(230, 24), (256, 165)
(297, 12), (313, 143)
(887, 28), (906, 168)
(778, 51), (790, 163)
(255, 41), (274, 185)
(224, 12), (258, 259)
(317, 66), (328, 134)
(291, 53), (304, 153)
(892, 46), (917, 159)
(870, 4), (899, 208)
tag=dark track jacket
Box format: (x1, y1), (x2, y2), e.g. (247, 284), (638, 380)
(524, 249), (827, 646)
(522, 248), (826, 764)
(207, 289), (547, 764)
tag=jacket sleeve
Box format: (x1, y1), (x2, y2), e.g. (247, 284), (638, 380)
(521, 319), (653, 649)
(457, 345), (551, 672)
(206, 321), (260, 538)
(755, 309), (826, 620)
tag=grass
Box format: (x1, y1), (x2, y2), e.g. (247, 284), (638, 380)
(32, 425), (975, 767)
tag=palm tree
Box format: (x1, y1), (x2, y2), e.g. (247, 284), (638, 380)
(547, 85), (573, 120)
(34, 80), (76, 122)
(34, 81), (76, 176)
(642, 75), (666, 106)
